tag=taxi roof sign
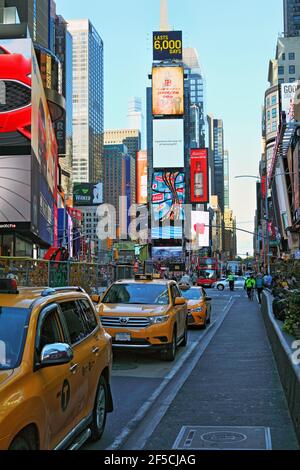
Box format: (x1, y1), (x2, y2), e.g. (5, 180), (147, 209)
(0, 278), (19, 294)
(134, 274), (153, 281)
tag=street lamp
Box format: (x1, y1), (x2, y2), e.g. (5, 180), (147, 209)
(235, 174), (270, 275)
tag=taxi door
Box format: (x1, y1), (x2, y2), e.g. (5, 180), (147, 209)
(34, 304), (77, 449)
(171, 284), (187, 340)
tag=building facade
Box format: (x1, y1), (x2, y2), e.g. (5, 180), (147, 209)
(67, 19), (104, 184)
(284, 0), (300, 37)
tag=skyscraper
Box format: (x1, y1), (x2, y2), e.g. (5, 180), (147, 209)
(183, 48), (206, 149)
(127, 97), (144, 145)
(212, 119), (225, 214)
(67, 19), (104, 183)
(284, 0), (300, 37)
(224, 150), (230, 210)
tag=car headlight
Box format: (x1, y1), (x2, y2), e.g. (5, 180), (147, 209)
(149, 315), (170, 325)
(192, 307), (204, 313)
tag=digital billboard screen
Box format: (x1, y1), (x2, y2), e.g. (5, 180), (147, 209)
(153, 119), (184, 168)
(152, 246), (183, 261)
(151, 226), (183, 240)
(190, 149), (209, 203)
(190, 211), (210, 248)
(152, 171), (185, 222)
(152, 66), (184, 116)
(73, 182), (103, 207)
(136, 151), (148, 205)
(153, 31), (183, 61)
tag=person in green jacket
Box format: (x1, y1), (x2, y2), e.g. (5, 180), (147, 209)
(245, 275), (256, 300)
(228, 272), (235, 291)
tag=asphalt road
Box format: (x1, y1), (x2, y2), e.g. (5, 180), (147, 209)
(86, 288), (240, 450)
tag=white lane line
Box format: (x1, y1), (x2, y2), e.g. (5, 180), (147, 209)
(107, 297), (235, 451)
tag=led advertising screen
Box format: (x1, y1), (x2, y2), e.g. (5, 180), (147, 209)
(153, 119), (184, 168)
(191, 211), (210, 248)
(153, 31), (183, 61)
(152, 171), (185, 222)
(152, 66), (184, 116)
(151, 226), (183, 240)
(152, 246), (183, 261)
(73, 183), (103, 207)
(136, 151), (148, 205)
(190, 149), (209, 203)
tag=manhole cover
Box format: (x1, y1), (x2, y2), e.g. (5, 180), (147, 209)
(173, 426), (272, 450)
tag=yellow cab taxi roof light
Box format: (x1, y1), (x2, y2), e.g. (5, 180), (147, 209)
(0, 278), (19, 294)
(134, 274), (153, 281)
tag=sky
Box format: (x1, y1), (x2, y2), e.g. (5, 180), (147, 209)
(56, 0), (283, 256)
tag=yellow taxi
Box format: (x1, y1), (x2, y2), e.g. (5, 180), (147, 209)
(180, 286), (212, 328)
(93, 275), (188, 361)
(0, 279), (113, 450)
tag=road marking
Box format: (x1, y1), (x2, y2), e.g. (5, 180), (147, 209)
(107, 296), (235, 451)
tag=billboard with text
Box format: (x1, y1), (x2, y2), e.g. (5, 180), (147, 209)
(190, 149), (209, 203)
(152, 66), (184, 116)
(153, 119), (184, 168)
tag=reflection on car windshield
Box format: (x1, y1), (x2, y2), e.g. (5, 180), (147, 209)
(0, 307), (30, 370)
(102, 283), (170, 305)
(181, 289), (202, 300)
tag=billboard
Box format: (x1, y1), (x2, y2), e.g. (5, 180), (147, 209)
(152, 66), (184, 116)
(153, 31), (183, 61)
(190, 149), (209, 203)
(151, 226), (183, 240)
(136, 151), (148, 205)
(152, 246), (183, 261)
(190, 211), (210, 248)
(73, 183), (103, 207)
(152, 171), (185, 222)
(281, 82), (299, 123)
(153, 119), (184, 168)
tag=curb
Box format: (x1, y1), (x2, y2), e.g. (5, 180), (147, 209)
(261, 291), (300, 445)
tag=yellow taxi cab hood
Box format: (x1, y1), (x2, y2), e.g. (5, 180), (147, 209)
(186, 299), (203, 309)
(99, 304), (169, 316)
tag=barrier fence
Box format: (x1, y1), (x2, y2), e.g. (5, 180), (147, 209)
(0, 257), (134, 294)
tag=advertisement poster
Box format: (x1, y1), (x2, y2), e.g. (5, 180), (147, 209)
(281, 82), (299, 123)
(152, 246), (183, 261)
(73, 182), (103, 206)
(190, 211), (210, 248)
(152, 171), (185, 222)
(153, 31), (183, 61)
(190, 149), (209, 203)
(136, 151), (148, 205)
(152, 66), (184, 116)
(0, 39), (32, 155)
(153, 119), (184, 168)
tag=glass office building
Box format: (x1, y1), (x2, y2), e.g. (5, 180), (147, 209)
(284, 0), (300, 37)
(213, 119), (225, 214)
(67, 19), (104, 183)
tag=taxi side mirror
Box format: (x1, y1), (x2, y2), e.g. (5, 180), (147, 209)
(206, 297), (212, 302)
(91, 294), (101, 304)
(40, 343), (73, 368)
(174, 297), (186, 306)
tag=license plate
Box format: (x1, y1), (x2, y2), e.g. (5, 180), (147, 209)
(115, 333), (131, 342)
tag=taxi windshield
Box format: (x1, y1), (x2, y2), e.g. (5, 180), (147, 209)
(181, 288), (202, 300)
(0, 307), (30, 370)
(102, 283), (170, 305)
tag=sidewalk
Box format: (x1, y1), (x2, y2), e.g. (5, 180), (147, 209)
(143, 294), (299, 450)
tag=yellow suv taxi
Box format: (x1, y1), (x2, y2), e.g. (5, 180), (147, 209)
(93, 275), (188, 361)
(180, 286), (212, 328)
(0, 279), (113, 450)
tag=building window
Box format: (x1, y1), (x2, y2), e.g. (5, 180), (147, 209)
(271, 95), (276, 105)
(279, 78), (285, 84)
(289, 65), (296, 74)
(289, 77), (296, 82)
(272, 108), (277, 118)
(289, 52), (295, 60)
(282, 53), (285, 60)
(278, 66), (284, 75)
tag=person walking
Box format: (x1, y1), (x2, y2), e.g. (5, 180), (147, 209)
(228, 272), (235, 291)
(245, 275), (256, 300)
(263, 272), (273, 289)
(255, 273), (264, 304)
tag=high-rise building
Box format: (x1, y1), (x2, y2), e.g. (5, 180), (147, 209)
(284, 0), (300, 37)
(183, 48), (206, 149)
(127, 98), (144, 144)
(224, 150), (230, 210)
(67, 19), (104, 184)
(212, 119), (225, 214)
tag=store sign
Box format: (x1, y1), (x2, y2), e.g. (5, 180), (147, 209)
(152, 66), (184, 116)
(153, 31), (183, 61)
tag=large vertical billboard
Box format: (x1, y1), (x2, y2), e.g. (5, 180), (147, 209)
(190, 211), (210, 248)
(152, 171), (185, 222)
(136, 151), (148, 205)
(0, 38), (58, 246)
(153, 31), (183, 61)
(281, 82), (299, 123)
(152, 66), (184, 116)
(153, 119), (184, 168)
(190, 149), (209, 203)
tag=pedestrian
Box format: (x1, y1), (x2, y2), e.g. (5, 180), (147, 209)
(263, 272), (273, 289)
(228, 272), (235, 291)
(245, 274), (256, 300)
(255, 273), (264, 304)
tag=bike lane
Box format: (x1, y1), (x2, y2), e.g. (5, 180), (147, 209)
(143, 294), (299, 450)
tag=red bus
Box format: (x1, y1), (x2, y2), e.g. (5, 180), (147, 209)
(195, 257), (223, 288)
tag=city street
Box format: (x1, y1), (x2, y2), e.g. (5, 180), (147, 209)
(86, 289), (299, 451)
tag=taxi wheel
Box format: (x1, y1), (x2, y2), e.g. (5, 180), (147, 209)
(180, 324), (188, 347)
(90, 376), (108, 442)
(161, 327), (177, 362)
(9, 429), (38, 450)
